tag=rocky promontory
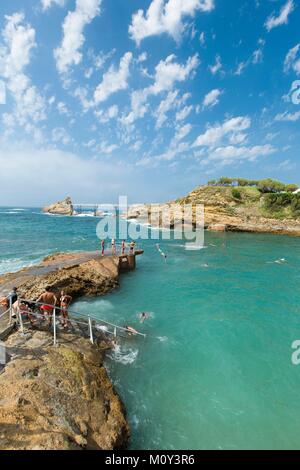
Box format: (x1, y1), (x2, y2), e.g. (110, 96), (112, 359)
(43, 197), (73, 216)
(0, 251), (119, 301)
(0, 329), (129, 450)
(0, 251), (144, 450)
(126, 182), (300, 237)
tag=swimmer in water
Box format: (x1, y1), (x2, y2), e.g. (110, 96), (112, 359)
(124, 325), (139, 335)
(139, 312), (149, 323)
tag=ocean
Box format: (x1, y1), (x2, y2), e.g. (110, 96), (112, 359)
(1, 207), (300, 449)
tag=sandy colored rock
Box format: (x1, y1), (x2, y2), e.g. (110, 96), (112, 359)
(0, 251), (120, 300)
(0, 330), (129, 450)
(43, 197), (73, 216)
(126, 186), (300, 237)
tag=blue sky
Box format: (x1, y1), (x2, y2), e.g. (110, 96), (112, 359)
(0, 0), (299, 205)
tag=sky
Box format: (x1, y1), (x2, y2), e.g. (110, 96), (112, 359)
(0, 0), (299, 206)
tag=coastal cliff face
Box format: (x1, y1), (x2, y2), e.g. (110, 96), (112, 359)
(127, 185), (300, 236)
(0, 252), (120, 300)
(0, 330), (129, 450)
(43, 197), (73, 216)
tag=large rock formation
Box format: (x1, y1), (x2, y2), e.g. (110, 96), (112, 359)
(125, 186), (300, 237)
(43, 197), (73, 216)
(0, 252), (120, 301)
(0, 330), (129, 450)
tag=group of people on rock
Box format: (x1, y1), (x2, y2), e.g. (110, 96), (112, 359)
(100, 239), (136, 256)
(0, 286), (73, 329)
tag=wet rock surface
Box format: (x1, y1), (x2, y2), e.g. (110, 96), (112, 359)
(0, 330), (129, 450)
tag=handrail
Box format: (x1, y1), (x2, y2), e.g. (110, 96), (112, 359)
(18, 298), (146, 338)
(0, 308), (10, 320)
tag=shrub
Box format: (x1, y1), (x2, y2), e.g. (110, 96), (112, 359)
(232, 188), (242, 200)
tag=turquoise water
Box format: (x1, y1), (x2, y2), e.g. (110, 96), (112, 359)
(1, 208), (300, 449)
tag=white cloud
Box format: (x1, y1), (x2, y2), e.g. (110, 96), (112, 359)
(54, 0), (101, 74)
(206, 144), (276, 164)
(151, 54), (199, 94)
(275, 110), (300, 122)
(57, 101), (69, 115)
(176, 104), (193, 121)
(97, 141), (119, 154)
(209, 54), (222, 75)
(265, 0), (294, 31)
(123, 54), (198, 126)
(199, 31), (205, 45)
(234, 61), (247, 76)
(52, 127), (72, 145)
(41, 0), (66, 11)
(129, 0), (215, 45)
(155, 90), (179, 128)
(94, 52), (132, 104)
(0, 12), (46, 129)
(95, 104), (119, 123)
(193, 116), (251, 148)
(173, 123), (192, 142)
(284, 44), (300, 74)
(203, 88), (222, 108)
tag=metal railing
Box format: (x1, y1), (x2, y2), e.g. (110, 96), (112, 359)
(16, 299), (146, 346)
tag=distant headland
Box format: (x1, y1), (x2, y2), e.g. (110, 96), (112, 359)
(43, 177), (300, 236)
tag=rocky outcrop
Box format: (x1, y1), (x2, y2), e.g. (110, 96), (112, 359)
(125, 186), (300, 237)
(0, 251), (120, 301)
(43, 197), (73, 216)
(0, 330), (129, 450)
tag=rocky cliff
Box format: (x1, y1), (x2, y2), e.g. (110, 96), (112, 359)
(43, 197), (73, 216)
(126, 185), (300, 236)
(0, 329), (129, 450)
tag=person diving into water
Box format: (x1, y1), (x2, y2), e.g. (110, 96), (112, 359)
(156, 244), (167, 261)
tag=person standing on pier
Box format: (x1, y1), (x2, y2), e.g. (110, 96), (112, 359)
(60, 290), (72, 328)
(37, 287), (57, 327)
(101, 239), (105, 257)
(121, 240), (125, 255)
(111, 238), (116, 255)
(129, 241), (136, 255)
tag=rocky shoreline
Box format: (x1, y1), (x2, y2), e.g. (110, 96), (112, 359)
(0, 329), (129, 450)
(125, 203), (300, 237)
(0, 251), (138, 450)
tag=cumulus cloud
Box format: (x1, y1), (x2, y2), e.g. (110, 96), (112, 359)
(203, 88), (222, 108)
(205, 144), (276, 164)
(54, 0), (101, 74)
(123, 54), (199, 125)
(0, 12), (46, 133)
(193, 116), (251, 148)
(265, 0), (294, 32)
(41, 0), (66, 10)
(94, 52), (132, 104)
(129, 0), (215, 45)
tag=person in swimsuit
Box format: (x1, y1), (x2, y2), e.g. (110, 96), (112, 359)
(121, 240), (125, 255)
(111, 238), (116, 255)
(37, 287), (57, 326)
(129, 241), (136, 255)
(59, 290), (72, 328)
(124, 325), (139, 336)
(139, 312), (149, 323)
